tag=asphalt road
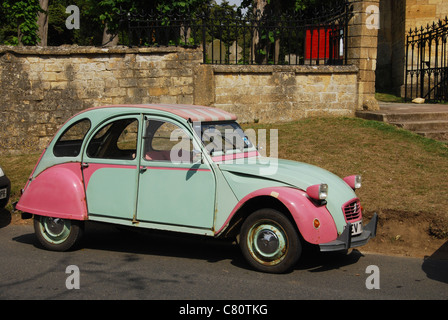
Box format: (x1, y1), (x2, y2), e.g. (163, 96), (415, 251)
(0, 218), (447, 304)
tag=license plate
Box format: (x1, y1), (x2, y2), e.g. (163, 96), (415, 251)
(0, 188), (6, 200)
(351, 220), (363, 236)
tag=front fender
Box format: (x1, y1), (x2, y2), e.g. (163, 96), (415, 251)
(219, 187), (338, 245)
(16, 163), (87, 220)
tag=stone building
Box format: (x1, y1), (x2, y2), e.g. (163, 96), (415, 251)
(376, 0), (448, 96)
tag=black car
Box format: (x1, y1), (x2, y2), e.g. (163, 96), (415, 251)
(0, 166), (11, 209)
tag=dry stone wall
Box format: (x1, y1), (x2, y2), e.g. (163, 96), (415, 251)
(0, 46), (359, 154)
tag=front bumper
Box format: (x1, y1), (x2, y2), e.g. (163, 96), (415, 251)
(319, 213), (378, 252)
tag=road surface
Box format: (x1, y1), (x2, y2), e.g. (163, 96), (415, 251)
(0, 219), (447, 304)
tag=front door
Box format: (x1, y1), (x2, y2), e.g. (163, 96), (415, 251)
(82, 116), (141, 221)
(136, 117), (216, 229)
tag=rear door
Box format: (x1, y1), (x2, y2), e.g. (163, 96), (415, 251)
(82, 115), (141, 221)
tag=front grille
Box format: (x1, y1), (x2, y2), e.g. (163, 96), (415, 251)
(343, 199), (361, 222)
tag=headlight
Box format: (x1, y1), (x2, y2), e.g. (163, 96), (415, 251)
(306, 183), (328, 200)
(344, 175), (361, 190)
(0, 166), (4, 177)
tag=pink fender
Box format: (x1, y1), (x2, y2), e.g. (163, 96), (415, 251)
(16, 163), (87, 220)
(219, 187), (338, 245)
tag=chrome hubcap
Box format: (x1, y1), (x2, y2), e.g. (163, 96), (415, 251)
(256, 229), (279, 255)
(45, 218), (65, 237)
(40, 217), (71, 244)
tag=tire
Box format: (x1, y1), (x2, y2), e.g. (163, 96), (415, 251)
(34, 215), (84, 251)
(239, 209), (301, 274)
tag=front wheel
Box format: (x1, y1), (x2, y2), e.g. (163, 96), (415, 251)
(239, 209), (301, 273)
(34, 215), (84, 251)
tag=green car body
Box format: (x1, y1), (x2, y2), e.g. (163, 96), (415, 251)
(17, 104), (377, 273)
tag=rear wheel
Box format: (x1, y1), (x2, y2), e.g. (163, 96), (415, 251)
(34, 215), (84, 251)
(240, 209), (301, 273)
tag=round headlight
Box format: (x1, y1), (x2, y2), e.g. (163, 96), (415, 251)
(344, 175), (361, 190)
(306, 184), (328, 200)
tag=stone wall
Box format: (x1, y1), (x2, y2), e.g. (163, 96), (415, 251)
(0, 46), (359, 154)
(0, 46), (202, 154)
(202, 65), (358, 123)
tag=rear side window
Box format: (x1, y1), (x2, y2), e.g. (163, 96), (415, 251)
(53, 119), (91, 157)
(86, 118), (139, 160)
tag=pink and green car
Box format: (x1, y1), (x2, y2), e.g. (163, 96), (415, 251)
(16, 104), (377, 273)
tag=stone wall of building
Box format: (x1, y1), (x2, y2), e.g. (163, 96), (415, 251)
(0, 45), (359, 154)
(405, 0), (448, 30)
(376, 0), (448, 96)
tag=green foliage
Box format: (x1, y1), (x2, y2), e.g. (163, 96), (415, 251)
(2, 0), (42, 45)
(0, 0), (344, 46)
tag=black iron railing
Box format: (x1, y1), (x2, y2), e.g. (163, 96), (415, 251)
(405, 17), (448, 102)
(118, 1), (353, 66)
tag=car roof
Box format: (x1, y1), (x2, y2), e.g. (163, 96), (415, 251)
(83, 104), (237, 122)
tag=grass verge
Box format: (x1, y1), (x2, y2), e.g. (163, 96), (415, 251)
(244, 117), (448, 239)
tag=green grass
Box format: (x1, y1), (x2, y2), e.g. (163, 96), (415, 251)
(375, 92), (405, 103)
(244, 117), (448, 223)
(2, 117), (448, 228)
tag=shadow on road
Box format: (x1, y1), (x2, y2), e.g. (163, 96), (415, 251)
(28, 221), (363, 273)
(422, 240), (448, 284)
(15, 220), (441, 278)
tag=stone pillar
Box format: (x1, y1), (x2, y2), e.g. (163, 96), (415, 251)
(347, 0), (380, 110)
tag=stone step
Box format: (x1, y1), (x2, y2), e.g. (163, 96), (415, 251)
(385, 112), (448, 122)
(355, 111), (448, 123)
(356, 103), (448, 143)
(390, 120), (448, 132)
(415, 130), (448, 142)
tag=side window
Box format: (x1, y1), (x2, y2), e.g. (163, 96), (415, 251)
(54, 119), (91, 157)
(143, 119), (193, 163)
(86, 118), (139, 160)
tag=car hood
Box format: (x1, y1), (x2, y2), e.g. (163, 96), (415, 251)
(218, 158), (352, 191)
(218, 157), (357, 232)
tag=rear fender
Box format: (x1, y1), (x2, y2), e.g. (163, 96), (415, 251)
(16, 163), (87, 220)
(219, 187), (338, 245)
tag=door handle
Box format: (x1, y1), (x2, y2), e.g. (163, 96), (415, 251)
(139, 166), (147, 173)
(81, 163), (89, 169)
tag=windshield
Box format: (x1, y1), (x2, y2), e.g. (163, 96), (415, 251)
(194, 121), (257, 157)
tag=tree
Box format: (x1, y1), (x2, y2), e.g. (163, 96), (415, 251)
(37, 0), (49, 46)
(2, 0), (43, 45)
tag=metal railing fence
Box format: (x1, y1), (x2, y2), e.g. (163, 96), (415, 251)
(118, 1), (353, 66)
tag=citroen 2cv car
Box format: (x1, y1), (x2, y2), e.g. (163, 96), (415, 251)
(16, 104), (377, 273)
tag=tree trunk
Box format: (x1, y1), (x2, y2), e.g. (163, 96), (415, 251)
(37, 0), (49, 46)
(102, 23), (119, 46)
(252, 0), (267, 64)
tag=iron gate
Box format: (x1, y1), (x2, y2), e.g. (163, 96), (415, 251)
(405, 17), (448, 102)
